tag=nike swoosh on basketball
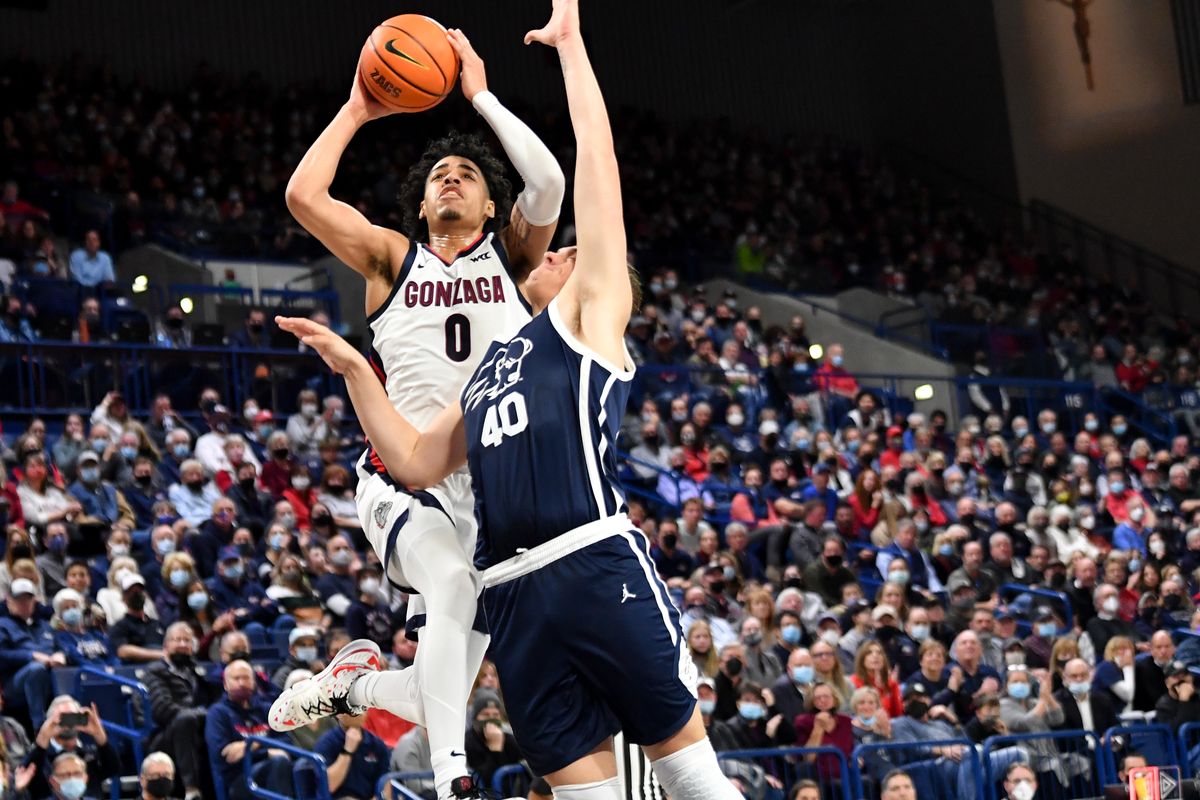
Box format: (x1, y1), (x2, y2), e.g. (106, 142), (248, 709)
(384, 39), (427, 68)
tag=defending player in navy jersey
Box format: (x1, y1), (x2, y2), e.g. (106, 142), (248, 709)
(280, 26), (564, 800)
(275, 2), (742, 797)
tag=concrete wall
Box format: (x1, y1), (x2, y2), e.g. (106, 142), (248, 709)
(993, 0), (1200, 270)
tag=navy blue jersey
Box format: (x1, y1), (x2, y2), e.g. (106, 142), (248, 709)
(462, 300), (633, 569)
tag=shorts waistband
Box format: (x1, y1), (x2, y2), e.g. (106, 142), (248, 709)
(481, 515), (633, 588)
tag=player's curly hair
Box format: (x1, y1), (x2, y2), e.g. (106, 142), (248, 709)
(398, 131), (513, 242)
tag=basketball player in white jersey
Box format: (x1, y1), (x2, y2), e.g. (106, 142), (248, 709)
(274, 2), (743, 797)
(279, 28), (564, 800)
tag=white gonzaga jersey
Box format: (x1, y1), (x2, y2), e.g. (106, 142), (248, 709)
(366, 232), (532, 430)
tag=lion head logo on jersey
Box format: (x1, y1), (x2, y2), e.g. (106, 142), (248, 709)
(463, 337), (533, 411)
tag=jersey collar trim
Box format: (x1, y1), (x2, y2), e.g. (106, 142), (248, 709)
(547, 299), (636, 380)
(421, 231), (488, 266)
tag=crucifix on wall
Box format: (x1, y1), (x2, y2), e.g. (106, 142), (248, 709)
(1049, 0), (1096, 90)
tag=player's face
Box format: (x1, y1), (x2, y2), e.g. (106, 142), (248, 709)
(525, 246), (577, 311)
(420, 156), (494, 230)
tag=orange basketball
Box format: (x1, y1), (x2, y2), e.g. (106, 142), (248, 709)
(358, 14), (460, 112)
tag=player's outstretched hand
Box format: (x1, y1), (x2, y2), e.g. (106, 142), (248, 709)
(524, 0), (579, 49)
(277, 316), (365, 376)
(446, 29), (487, 102)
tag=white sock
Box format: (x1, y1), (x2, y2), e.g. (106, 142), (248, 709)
(552, 777), (622, 799)
(348, 666), (424, 726)
(650, 738), (744, 799)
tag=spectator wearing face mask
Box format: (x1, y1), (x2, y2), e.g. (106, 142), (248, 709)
(1078, 584), (1139, 664)
(52, 589), (115, 667)
(108, 573), (165, 664)
(259, 432), (297, 500)
(1000, 763), (1039, 800)
(205, 660), (293, 800)
(285, 389), (328, 459)
(727, 682), (793, 753)
(315, 535), (357, 624)
(143, 624), (217, 800)
(166, 460), (221, 529)
(69, 451), (133, 528)
(281, 462), (317, 530)
(205, 547), (275, 628)
(1155, 660), (1200, 731)
(739, 617), (783, 687)
(270, 627), (325, 691)
(188, 496), (239, 578)
(315, 465), (359, 539)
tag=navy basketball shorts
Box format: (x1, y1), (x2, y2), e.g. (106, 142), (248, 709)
(481, 529), (698, 777)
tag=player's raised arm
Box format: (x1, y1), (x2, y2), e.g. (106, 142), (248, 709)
(285, 71), (409, 282)
(527, 0), (631, 349)
(276, 317), (466, 489)
(447, 29), (565, 275)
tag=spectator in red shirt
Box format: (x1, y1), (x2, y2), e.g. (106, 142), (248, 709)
(813, 344), (859, 399)
(1116, 344), (1152, 393)
(0, 461), (24, 529)
(260, 431), (297, 499)
(849, 469), (883, 536)
(879, 426), (906, 471)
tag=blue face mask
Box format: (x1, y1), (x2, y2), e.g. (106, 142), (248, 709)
(61, 607), (83, 627)
(938, 544), (955, 557)
(737, 702), (766, 721)
(792, 666), (814, 684)
(295, 646), (318, 663)
(155, 538), (175, 556)
(1085, 419), (1099, 432)
(1110, 481), (1126, 495)
(91, 439), (108, 453)
(796, 439), (810, 451)
(47, 536), (67, 554)
(781, 625), (802, 645)
(120, 445), (138, 460)
(831, 355), (844, 368)
(187, 592), (208, 611)
(32, 261), (50, 277)
(698, 699), (716, 716)
(1036, 622), (1057, 637)
(858, 714), (876, 728)
(910, 624), (931, 642)
(172, 444), (190, 459)
(1007, 682), (1031, 700)
(1068, 681), (1091, 697)
(269, 533), (286, 551)
(170, 569), (190, 589)
(223, 563), (244, 582)
(890, 571), (910, 586)
(848, 439), (861, 453)
(57, 778), (87, 800)
(1113, 424), (1128, 436)
(1014, 427), (1029, 439)
(80, 467), (100, 484)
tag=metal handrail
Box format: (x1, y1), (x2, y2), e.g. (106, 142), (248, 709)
(851, 737), (983, 800)
(375, 771), (432, 800)
(74, 666), (155, 800)
(492, 763), (534, 795)
(981, 729), (1104, 800)
(242, 734), (330, 800)
(1102, 724), (1181, 782)
(997, 583), (1074, 634)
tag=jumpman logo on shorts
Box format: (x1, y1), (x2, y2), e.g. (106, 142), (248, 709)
(621, 583), (638, 604)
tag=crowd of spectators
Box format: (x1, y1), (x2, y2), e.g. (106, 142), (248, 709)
(3, 53), (1200, 800)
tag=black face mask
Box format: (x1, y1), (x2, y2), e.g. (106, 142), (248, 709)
(644, 434), (659, 446)
(227, 650), (251, 663)
(239, 478), (256, 493)
(960, 513), (976, 527)
(145, 777), (173, 799)
(783, 577), (804, 590)
(9, 545), (32, 561)
(249, 322), (264, 334)
(1165, 594), (1183, 610)
(168, 652), (194, 668)
(135, 474), (152, 487)
(272, 448), (289, 460)
(825, 554), (843, 569)
(709, 580), (726, 595)
(726, 659), (743, 677)
(904, 700), (929, 719)
(885, 479), (903, 493)
(312, 512), (333, 527)
(165, 317), (184, 330)
(662, 534), (678, 550)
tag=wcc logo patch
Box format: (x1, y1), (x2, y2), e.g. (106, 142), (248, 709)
(374, 501), (393, 529)
(463, 337), (533, 411)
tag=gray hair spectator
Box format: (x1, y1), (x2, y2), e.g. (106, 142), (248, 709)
(139, 751), (175, 800)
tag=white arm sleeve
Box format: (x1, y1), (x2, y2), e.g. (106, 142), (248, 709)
(472, 91), (565, 226)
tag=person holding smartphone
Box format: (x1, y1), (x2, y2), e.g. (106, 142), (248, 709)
(24, 697), (119, 800)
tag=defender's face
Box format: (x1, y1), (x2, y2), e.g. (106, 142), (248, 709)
(525, 246), (577, 310)
(420, 156), (494, 229)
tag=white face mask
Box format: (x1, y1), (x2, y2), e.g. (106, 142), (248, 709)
(1011, 780), (1035, 800)
(820, 630), (840, 646)
(1102, 596), (1120, 614)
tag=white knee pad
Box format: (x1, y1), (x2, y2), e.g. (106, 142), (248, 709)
(552, 777), (621, 799)
(650, 738), (744, 799)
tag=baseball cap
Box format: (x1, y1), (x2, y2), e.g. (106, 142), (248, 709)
(817, 611), (841, 626)
(994, 607), (1014, 621)
(119, 572), (145, 591)
(471, 689), (503, 718)
(872, 604), (898, 622)
(288, 626), (320, 646)
(253, 410), (274, 424)
(698, 677), (716, 691)
(846, 598), (871, 616)
(1034, 606), (1056, 621)
(77, 450), (100, 465)
(9, 579), (35, 598)
(218, 546), (242, 562)
(812, 463), (831, 475)
(903, 681), (930, 700)
(1165, 661), (1191, 679)
(947, 575), (973, 594)
(887, 425), (904, 438)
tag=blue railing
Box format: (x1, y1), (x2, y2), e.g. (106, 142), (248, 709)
(376, 771), (432, 800)
(997, 584), (1074, 636)
(74, 666), (155, 800)
(718, 745), (852, 799)
(492, 763), (533, 795)
(1103, 724), (1180, 781)
(981, 730), (1104, 800)
(1179, 722), (1200, 778)
(931, 323), (1047, 372)
(852, 737), (984, 800)
(242, 734), (330, 800)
